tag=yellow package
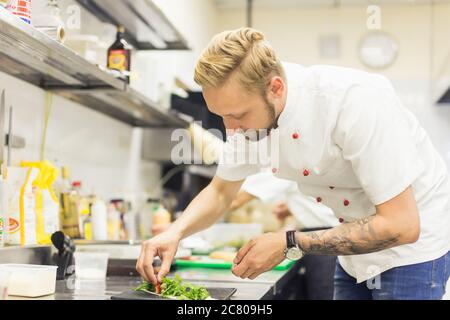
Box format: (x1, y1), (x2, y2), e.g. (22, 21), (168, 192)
(6, 167), (39, 246)
(6, 168), (27, 245)
(21, 161), (60, 245)
(20, 167), (39, 246)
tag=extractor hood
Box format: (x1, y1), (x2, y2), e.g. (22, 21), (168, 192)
(76, 0), (190, 50)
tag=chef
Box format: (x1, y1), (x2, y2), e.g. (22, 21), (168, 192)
(136, 27), (450, 300)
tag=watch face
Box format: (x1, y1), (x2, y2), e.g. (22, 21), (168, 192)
(286, 247), (303, 261)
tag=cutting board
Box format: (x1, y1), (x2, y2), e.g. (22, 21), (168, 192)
(175, 256), (295, 270)
(111, 287), (237, 300)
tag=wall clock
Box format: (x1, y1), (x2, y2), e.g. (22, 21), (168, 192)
(359, 31), (399, 70)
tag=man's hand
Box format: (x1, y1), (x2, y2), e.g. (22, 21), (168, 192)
(136, 176), (243, 284)
(272, 202), (292, 221)
(136, 230), (181, 284)
(231, 232), (286, 280)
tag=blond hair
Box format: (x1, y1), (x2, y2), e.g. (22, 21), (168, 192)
(194, 27), (285, 95)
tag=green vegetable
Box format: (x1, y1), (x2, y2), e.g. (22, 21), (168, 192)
(134, 274), (210, 300)
(134, 281), (155, 293)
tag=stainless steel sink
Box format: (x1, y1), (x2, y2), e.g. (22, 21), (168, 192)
(74, 241), (191, 277)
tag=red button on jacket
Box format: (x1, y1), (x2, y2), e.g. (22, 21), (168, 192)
(303, 169), (310, 177)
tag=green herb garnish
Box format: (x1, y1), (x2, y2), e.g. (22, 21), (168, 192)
(134, 274), (210, 300)
(133, 281), (155, 293)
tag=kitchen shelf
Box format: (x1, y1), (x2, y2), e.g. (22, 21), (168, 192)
(76, 0), (190, 50)
(0, 8), (124, 90)
(53, 86), (192, 127)
(0, 8), (190, 128)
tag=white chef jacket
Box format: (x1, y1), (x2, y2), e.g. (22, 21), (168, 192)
(241, 171), (339, 229)
(216, 62), (450, 283)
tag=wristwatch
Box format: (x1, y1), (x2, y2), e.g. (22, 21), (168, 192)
(283, 230), (304, 261)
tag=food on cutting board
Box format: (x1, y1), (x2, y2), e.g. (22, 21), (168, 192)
(223, 237), (246, 250)
(178, 256), (202, 261)
(208, 251), (237, 262)
(134, 274), (210, 300)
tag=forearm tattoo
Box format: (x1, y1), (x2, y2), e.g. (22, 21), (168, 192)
(298, 216), (401, 255)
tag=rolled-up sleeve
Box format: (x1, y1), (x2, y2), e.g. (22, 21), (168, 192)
(332, 85), (425, 205)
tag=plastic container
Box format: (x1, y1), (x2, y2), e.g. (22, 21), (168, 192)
(0, 264), (57, 298)
(64, 35), (107, 66)
(91, 199), (108, 241)
(107, 204), (121, 241)
(74, 252), (109, 280)
(152, 203), (171, 227)
(138, 199), (158, 239)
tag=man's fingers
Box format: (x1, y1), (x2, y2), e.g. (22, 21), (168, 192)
(241, 267), (255, 279)
(142, 247), (158, 284)
(136, 244), (148, 281)
(248, 272), (260, 280)
(157, 251), (174, 283)
(234, 240), (255, 264)
(232, 261), (249, 278)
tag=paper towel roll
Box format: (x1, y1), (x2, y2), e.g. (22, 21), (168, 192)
(188, 123), (224, 165)
(35, 25), (66, 43)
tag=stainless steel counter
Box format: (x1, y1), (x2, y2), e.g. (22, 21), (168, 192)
(2, 243), (301, 300)
(7, 266), (299, 300)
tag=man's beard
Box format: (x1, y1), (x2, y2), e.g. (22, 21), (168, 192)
(265, 97), (278, 133)
(244, 98), (278, 142)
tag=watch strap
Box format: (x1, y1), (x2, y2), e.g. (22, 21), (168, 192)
(286, 230), (297, 249)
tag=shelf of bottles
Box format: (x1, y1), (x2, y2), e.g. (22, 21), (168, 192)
(0, 6), (190, 128)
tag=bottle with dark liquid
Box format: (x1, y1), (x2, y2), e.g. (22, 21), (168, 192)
(107, 26), (132, 83)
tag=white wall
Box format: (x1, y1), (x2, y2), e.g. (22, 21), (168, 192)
(216, 3), (450, 169)
(126, 0), (220, 104)
(0, 0), (218, 204)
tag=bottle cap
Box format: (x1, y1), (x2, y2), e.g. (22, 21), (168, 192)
(72, 181), (82, 188)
